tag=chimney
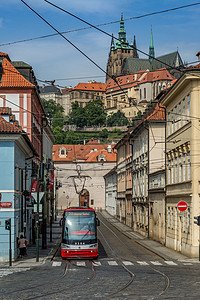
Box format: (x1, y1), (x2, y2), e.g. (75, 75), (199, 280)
(196, 51), (200, 62)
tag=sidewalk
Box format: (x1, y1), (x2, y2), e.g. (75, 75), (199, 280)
(101, 210), (200, 263)
(0, 219), (61, 269)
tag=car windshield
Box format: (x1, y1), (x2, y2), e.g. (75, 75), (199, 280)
(62, 210), (97, 243)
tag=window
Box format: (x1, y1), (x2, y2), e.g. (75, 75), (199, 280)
(175, 106), (177, 130)
(168, 161), (171, 184)
(168, 112), (171, 135)
(187, 94), (190, 120)
(175, 157), (178, 183)
(171, 208), (174, 229)
(171, 109), (174, 133)
(183, 153), (186, 181)
(187, 152), (191, 181)
(171, 159), (174, 184)
(144, 88), (146, 99)
(183, 98), (185, 124)
(178, 102), (181, 128)
(179, 156), (182, 182)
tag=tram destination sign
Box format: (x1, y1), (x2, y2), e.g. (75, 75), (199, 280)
(177, 201), (188, 212)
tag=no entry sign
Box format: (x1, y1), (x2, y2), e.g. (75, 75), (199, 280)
(177, 201), (188, 212)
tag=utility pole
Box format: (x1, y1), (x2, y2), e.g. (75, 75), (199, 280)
(42, 155), (47, 249)
(36, 167), (40, 262)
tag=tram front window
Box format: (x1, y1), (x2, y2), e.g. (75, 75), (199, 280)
(62, 211), (97, 244)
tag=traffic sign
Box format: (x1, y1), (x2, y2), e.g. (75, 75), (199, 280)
(31, 192), (44, 202)
(177, 201), (188, 212)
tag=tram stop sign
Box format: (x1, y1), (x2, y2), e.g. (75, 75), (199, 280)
(177, 201), (188, 212)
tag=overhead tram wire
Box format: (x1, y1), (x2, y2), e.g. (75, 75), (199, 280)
(20, 0), (132, 109)
(1, 2), (200, 48)
(44, 0), (188, 74)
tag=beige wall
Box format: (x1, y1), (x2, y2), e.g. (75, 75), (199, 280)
(55, 162), (116, 212)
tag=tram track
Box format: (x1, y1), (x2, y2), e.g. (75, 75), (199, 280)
(97, 213), (170, 299)
(22, 259), (96, 300)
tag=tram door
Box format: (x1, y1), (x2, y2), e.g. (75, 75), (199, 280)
(80, 189), (89, 207)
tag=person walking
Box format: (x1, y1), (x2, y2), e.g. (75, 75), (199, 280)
(18, 234), (28, 258)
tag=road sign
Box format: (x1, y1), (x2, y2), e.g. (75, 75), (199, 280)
(0, 202), (12, 208)
(177, 201), (188, 212)
(31, 192), (44, 202)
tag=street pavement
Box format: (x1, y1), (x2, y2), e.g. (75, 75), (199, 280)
(100, 210), (200, 264)
(0, 219), (61, 270)
(0, 210), (199, 271)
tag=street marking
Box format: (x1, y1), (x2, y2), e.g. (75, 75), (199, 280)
(52, 261), (62, 267)
(108, 261), (118, 266)
(122, 261), (133, 266)
(76, 261), (86, 266)
(93, 261), (101, 266)
(150, 261), (162, 266)
(0, 267), (30, 278)
(183, 263), (193, 265)
(165, 261), (177, 265)
(137, 261), (149, 265)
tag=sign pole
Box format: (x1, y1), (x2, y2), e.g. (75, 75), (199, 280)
(9, 218), (12, 267)
(36, 167), (40, 262)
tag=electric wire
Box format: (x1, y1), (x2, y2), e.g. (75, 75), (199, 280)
(1, 2), (200, 47)
(43, 0), (187, 74)
(20, 0), (130, 106)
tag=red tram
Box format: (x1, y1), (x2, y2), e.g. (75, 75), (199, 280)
(61, 207), (100, 259)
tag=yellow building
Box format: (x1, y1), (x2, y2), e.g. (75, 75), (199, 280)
(161, 68), (200, 257)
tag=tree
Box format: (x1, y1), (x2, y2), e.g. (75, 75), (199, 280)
(68, 101), (88, 128)
(41, 98), (64, 120)
(85, 99), (107, 126)
(53, 126), (65, 144)
(107, 110), (130, 126)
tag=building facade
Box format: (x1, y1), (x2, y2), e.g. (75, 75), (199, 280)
(53, 141), (116, 211)
(104, 167), (117, 216)
(161, 68), (200, 257)
(70, 81), (106, 108)
(0, 108), (36, 261)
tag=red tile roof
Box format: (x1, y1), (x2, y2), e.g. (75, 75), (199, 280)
(0, 114), (23, 133)
(73, 82), (106, 92)
(53, 143), (117, 162)
(139, 68), (175, 83)
(146, 103), (165, 121)
(106, 70), (146, 92)
(0, 52), (34, 88)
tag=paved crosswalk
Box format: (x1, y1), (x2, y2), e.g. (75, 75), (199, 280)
(52, 260), (197, 267)
(0, 267), (30, 278)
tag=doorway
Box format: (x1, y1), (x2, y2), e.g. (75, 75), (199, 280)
(80, 189), (89, 207)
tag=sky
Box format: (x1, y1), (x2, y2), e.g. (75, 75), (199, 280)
(0, 0), (200, 88)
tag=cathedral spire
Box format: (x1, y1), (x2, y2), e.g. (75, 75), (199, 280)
(149, 26), (155, 63)
(118, 11), (126, 44)
(110, 34), (115, 51)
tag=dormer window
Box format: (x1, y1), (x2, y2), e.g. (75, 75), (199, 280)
(98, 154), (106, 162)
(59, 147), (66, 157)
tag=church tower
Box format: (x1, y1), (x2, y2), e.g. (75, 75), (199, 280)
(106, 12), (138, 82)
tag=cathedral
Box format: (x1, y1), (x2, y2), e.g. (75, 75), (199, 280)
(106, 13), (184, 82)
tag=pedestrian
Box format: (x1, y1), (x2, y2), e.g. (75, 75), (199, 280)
(18, 234), (28, 258)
